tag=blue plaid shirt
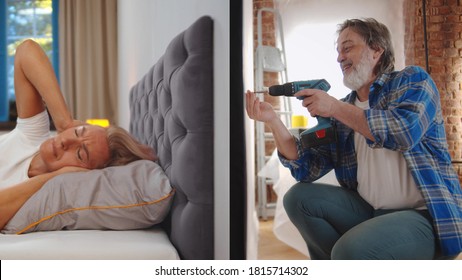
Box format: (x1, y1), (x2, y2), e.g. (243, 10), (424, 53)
(280, 66), (462, 257)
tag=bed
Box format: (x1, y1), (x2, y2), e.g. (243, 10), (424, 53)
(0, 16), (214, 260)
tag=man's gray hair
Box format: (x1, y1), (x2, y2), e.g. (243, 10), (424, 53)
(337, 18), (395, 76)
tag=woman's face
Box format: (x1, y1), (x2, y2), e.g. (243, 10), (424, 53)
(39, 125), (110, 171)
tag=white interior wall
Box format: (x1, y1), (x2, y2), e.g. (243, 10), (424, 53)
(276, 0), (404, 125)
(117, 0), (229, 259)
(243, 0), (258, 260)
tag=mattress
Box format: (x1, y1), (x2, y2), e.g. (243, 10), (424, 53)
(0, 227), (179, 260)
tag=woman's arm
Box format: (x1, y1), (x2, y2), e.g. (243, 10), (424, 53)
(14, 39), (79, 132)
(0, 166), (87, 230)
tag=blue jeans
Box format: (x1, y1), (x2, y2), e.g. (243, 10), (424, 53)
(283, 182), (437, 260)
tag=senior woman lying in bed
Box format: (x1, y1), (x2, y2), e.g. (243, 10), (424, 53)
(0, 39), (154, 231)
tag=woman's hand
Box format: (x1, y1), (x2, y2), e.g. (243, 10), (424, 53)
(245, 90), (278, 123)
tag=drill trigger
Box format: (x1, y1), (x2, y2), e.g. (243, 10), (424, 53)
(315, 129), (326, 139)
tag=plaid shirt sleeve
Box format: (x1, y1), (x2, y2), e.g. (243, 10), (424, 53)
(278, 135), (335, 183)
(278, 66), (462, 256)
(365, 67), (440, 151)
(365, 66), (462, 257)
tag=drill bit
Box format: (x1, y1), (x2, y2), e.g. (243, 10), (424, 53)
(252, 87), (269, 94)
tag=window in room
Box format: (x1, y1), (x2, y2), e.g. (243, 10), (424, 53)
(0, 0), (58, 124)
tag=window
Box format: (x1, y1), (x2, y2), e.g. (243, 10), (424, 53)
(0, 0), (58, 123)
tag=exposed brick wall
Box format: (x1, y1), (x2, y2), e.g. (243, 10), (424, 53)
(253, 0), (280, 156)
(253, 0), (281, 89)
(404, 0), (462, 183)
(253, 0), (280, 204)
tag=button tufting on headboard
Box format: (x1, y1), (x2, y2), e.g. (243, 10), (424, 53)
(129, 16), (213, 260)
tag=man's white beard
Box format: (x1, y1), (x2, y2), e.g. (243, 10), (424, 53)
(343, 51), (375, 91)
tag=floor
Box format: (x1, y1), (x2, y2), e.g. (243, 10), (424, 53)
(258, 218), (308, 260)
(258, 218), (462, 260)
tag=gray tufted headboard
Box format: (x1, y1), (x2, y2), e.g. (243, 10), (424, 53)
(128, 16), (214, 260)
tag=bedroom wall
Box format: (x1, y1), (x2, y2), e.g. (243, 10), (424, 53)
(117, 0), (230, 259)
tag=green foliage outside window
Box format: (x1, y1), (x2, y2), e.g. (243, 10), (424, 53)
(6, 0), (53, 102)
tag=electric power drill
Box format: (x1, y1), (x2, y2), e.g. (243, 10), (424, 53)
(268, 79), (337, 149)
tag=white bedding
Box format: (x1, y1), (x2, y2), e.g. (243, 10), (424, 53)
(0, 228), (179, 260)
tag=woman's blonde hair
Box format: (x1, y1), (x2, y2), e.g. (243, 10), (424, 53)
(104, 126), (157, 167)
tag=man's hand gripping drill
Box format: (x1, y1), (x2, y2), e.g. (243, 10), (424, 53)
(256, 79), (338, 149)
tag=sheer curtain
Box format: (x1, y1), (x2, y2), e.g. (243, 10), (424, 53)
(59, 0), (118, 123)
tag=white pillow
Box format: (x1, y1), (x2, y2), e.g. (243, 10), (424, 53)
(2, 160), (174, 234)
